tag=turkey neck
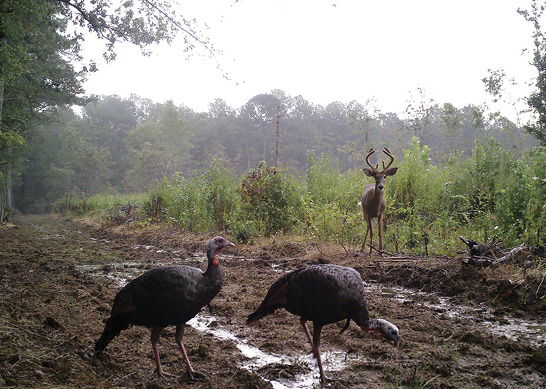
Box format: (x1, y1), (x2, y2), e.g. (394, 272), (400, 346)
(204, 246), (223, 285)
(361, 319), (385, 334)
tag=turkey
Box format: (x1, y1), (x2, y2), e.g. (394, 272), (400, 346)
(247, 263), (399, 382)
(95, 236), (234, 379)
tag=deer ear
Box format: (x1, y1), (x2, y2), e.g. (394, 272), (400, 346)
(385, 167), (398, 176)
(363, 168), (375, 177)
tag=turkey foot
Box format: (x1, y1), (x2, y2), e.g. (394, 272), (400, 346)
(153, 368), (175, 379)
(186, 369), (206, 381)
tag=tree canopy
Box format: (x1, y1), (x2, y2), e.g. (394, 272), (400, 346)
(12, 92), (539, 213)
(0, 0), (214, 218)
(1, 0), (546, 219)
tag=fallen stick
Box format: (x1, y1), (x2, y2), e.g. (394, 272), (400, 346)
(495, 244), (533, 264)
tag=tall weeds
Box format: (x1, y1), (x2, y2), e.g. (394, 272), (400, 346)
(71, 139), (546, 255)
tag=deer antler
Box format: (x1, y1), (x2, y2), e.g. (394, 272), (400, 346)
(382, 147), (395, 171)
(365, 148), (378, 171)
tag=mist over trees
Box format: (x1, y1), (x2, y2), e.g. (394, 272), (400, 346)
(12, 91), (538, 213)
(1, 0), (546, 218)
(0, 0), (216, 219)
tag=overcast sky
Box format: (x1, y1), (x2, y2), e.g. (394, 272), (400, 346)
(82, 0), (536, 119)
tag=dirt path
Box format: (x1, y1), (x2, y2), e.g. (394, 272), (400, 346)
(0, 215), (544, 388)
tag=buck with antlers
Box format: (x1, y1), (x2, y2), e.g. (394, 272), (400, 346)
(359, 147), (398, 254)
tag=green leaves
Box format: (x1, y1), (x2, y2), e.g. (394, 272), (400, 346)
(519, 0), (546, 146)
(238, 162), (302, 237)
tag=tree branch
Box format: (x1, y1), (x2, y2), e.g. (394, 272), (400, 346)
(141, 0), (215, 57)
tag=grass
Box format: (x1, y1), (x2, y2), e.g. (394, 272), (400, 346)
(64, 140), (546, 258)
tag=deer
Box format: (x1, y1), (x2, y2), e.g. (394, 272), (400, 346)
(359, 147), (398, 254)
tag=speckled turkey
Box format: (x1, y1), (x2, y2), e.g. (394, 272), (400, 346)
(95, 236), (234, 379)
(247, 263), (399, 382)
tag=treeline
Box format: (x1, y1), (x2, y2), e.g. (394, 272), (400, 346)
(68, 138), (546, 255)
(13, 91), (538, 213)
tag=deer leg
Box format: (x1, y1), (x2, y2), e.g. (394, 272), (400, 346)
(378, 213), (384, 253)
(361, 217), (373, 253)
(368, 218), (374, 254)
(360, 220), (370, 252)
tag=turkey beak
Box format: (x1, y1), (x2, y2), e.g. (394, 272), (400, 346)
(226, 240), (235, 247)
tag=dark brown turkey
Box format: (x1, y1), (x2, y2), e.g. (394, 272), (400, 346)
(247, 263), (399, 382)
(95, 236), (234, 379)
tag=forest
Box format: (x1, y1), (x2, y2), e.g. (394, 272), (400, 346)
(9, 90), (538, 213)
(1, 0), (546, 253)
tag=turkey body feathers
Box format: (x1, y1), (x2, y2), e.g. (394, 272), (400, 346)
(247, 263), (399, 383)
(94, 236), (234, 379)
(247, 264), (369, 328)
(96, 265), (222, 352)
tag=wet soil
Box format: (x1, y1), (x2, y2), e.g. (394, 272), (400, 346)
(1, 215), (545, 388)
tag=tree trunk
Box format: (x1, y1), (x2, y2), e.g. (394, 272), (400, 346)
(0, 36), (5, 221)
(246, 143), (250, 170)
(6, 154), (11, 210)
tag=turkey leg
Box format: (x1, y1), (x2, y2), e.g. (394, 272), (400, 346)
(176, 324), (206, 380)
(151, 326), (168, 377)
(299, 319), (327, 382)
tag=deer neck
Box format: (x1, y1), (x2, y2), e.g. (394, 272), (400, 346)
(371, 185), (386, 208)
(362, 180), (386, 217)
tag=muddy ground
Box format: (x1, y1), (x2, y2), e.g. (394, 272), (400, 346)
(1, 215), (545, 388)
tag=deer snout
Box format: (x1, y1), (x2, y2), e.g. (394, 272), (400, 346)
(378, 184), (385, 191)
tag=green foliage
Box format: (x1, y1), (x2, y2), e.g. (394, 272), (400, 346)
(304, 152), (362, 246)
(526, 147), (546, 246)
(519, 1), (546, 146)
(389, 137), (435, 217)
(203, 157), (239, 231)
(54, 193), (145, 217)
(143, 157), (239, 232)
(147, 173), (208, 231)
(238, 162), (303, 237)
(306, 151), (344, 204)
(69, 139), (546, 256)
(2, 0), (214, 217)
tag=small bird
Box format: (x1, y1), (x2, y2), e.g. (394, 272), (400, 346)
(247, 264), (399, 382)
(95, 236), (234, 379)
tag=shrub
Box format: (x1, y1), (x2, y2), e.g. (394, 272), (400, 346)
(203, 157), (239, 231)
(238, 162), (303, 237)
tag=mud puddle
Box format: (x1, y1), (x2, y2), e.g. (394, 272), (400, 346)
(80, 262), (349, 387)
(78, 251), (545, 387)
(369, 282), (546, 347)
(82, 255), (545, 349)
(189, 315), (350, 388)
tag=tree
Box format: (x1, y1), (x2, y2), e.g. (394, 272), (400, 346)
(82, 95), (141, 190)
(403, 87), (437, 146)
(240, 93), (282, 167)
(0, 0), (215, 218)
(438, 102), (462, 154)
(1, 0), (86, 217)
(125, 101), (195, 191)
(519, 0), (546, 146)
(342, 99), (385, 167)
